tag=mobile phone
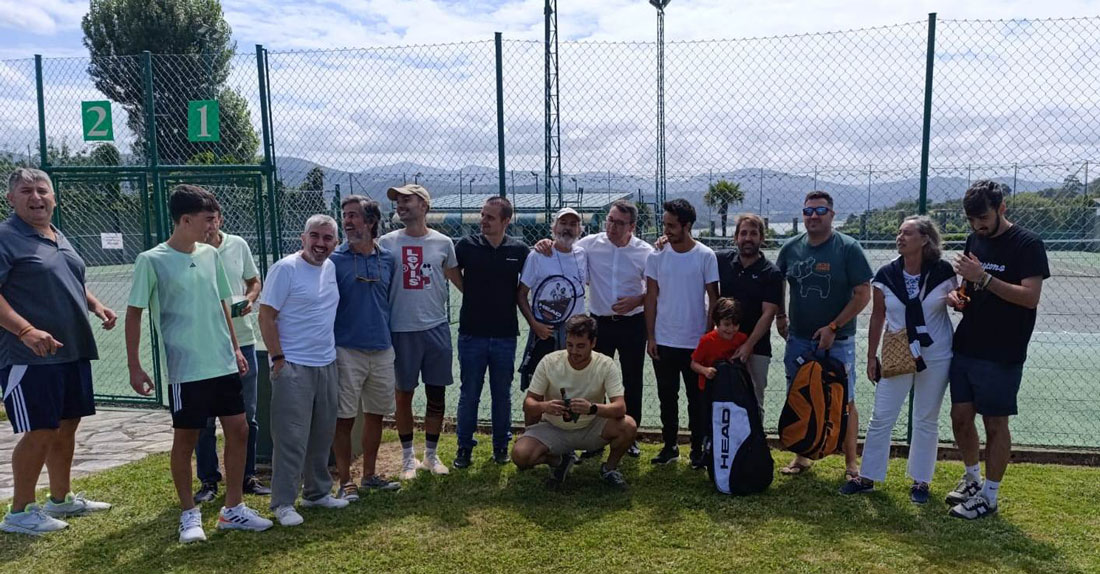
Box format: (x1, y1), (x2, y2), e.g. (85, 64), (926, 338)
(230, 299), (249, 318)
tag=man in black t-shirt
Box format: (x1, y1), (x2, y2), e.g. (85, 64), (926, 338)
(453, 197), (529, 469)
(715, 213), (784, 419)
(945, 180), (1049, 520)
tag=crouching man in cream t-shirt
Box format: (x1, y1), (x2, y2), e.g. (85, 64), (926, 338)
(510, 315), (637, 489)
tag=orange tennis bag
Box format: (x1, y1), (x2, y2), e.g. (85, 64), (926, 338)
(778, 351), (850, 460)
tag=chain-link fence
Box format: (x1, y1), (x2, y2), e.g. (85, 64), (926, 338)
(3, 16), (1100, 449)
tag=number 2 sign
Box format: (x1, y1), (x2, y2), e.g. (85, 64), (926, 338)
(81, 101), (114, 142)
(188, 100), (221, 142)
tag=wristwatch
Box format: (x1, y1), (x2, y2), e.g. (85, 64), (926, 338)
(270, 354), (285, 365)
(828, 321), (839, 332)
(588, 403), (598, 415)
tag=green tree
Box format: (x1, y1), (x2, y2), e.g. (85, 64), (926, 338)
(635, 200), (654, 232)
(704, 179), (744, 237)
(304, 167), (325, 192)
(82, 0), (258, 165)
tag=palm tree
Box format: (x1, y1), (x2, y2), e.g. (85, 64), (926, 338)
(704, 179), (745, 237)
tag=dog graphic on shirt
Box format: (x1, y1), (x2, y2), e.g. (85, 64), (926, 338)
(791, 258), (831, 299)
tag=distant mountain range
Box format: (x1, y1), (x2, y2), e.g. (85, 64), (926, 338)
(274, 157), (1063, 221)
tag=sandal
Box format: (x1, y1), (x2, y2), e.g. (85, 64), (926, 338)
(780, 461), (813, 475)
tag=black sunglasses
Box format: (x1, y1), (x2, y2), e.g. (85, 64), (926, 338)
(802, 206), (832, 216)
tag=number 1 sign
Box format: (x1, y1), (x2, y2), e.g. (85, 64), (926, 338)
(81, 101), (114, 141)
(188, 100), (221, 142)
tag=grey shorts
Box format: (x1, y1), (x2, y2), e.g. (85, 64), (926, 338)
(392, 322), (454, 392)
(521, 417), (609, 455)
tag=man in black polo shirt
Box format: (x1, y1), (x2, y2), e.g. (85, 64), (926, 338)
(945, 180), (1049, 520)
(453, 197), (529, 468)
(715, 213), (784, 419)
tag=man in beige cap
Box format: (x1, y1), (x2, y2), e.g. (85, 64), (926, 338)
(516, 207), (587, 424)
(378, 184), (463, 479)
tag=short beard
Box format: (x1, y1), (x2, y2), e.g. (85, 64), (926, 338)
(554, 233), (576, 249)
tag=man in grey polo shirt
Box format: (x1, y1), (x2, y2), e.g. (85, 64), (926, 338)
(1, 168), (116, 536)
(193, 209), (270, 503)
(379, 184), (463, 480)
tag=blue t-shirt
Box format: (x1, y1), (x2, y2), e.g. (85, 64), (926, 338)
(330, 242), (395, 351)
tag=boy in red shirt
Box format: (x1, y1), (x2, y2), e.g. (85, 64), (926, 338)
(691, 298), (748, 390)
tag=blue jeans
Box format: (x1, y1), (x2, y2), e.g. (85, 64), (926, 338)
(196, 345), (259, 483)
(783, 336), (857, 400)
(456, 334), (517, 451)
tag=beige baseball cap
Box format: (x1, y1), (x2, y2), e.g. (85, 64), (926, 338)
(553, 207), (581, 222)
(387, 184), (431, 205)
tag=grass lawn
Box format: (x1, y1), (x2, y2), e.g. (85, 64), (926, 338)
(2, 432), (1098, 574)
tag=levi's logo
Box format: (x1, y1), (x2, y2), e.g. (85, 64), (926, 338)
(814, 262), (830, 273)
(401, 246), (430, 290)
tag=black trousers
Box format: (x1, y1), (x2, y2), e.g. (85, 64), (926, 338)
(593, 314), (647, 426)
(652, 345), (702, 451)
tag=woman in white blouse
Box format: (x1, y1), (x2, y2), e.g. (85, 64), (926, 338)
(840, 216), (957, 503)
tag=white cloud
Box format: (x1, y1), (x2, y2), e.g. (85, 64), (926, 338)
(0, 0), (84, 35)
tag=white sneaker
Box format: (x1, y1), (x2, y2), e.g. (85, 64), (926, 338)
(216, 503), (274, 532)
(422, 453), (450, 475)
(274, 505), (304, 527)
(178, 508), (205, 544)
(42, 492), (111, 517)
(401, 456), (422, 480)
(1, 504), (69, 536)
(300, 494), (349, 510)
(949, 493), (999, 520)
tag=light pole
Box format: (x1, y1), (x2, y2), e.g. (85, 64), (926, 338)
(650, 0), (670, 208)
(414, 171), (423, 184)
(468, 177), (475, 209)
(570, 176), (578, 196)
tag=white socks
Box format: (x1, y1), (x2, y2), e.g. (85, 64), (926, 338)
(980, 479), (1001, 506)
(964, 463), (982, 483)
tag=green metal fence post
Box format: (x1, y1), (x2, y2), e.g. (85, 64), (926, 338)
(917, 13), (937, 216)
(142, 51), (165, 241)
(256, 44), (281, 262)
(34, 55), (48, 169)
(495, 32), (507, 199)
(909, 12), (937, 446)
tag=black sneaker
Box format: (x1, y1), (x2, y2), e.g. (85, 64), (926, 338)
(689, 450), (706, 470)
(579, 447), (605, 463)
(453, 447), (472, 469)
(193, 481), (218, 504)
(838, 477), (874, 495)
(945, 477), (982, 505)
(910, 482), (930, 504)
(600, 465), (628, 490)
(548, 453), (576, 484)
(650, 444), (679, 465)
(242, 476), (271, 495)
(626, 441), (641, 458)
(492, 448), (511, 465)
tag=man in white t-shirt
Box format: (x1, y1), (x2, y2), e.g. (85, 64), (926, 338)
(517, 208), (587, 406)
(378, 185), (464, 480)
(258, 214), (347, 527)
(511, 316), (637, 489)
(644, 199), (719, 468)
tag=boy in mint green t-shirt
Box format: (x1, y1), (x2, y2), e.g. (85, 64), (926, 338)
(124, 185), (272, 543)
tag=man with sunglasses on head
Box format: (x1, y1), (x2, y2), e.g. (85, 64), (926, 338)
(329, 195), (401, 501)
(775, 191), (872, 480)
(452, 197), (529, 469)
(532, 199), (652, 458)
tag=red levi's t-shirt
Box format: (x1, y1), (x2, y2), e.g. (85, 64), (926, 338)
(690, 330), (749, 390)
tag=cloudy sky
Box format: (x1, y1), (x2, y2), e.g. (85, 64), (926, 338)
(2, 0), (1099, 195)
(2, 1), (1097, 56)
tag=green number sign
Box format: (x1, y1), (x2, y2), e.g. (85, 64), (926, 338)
(81, 101), (114, 141)
(188, 100), (220, 142)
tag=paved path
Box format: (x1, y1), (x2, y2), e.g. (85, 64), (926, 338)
(0, 408), (173, 501)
